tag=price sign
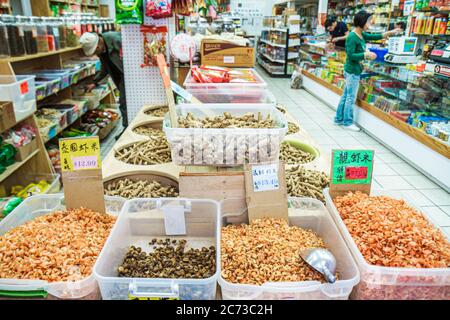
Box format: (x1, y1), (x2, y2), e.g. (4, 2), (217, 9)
(244, 162), (288, 222)
(330, 149), (374, 198)
(59, 137), (102, 172)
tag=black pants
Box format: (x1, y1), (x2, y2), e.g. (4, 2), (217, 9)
(118, 81), (128, 128)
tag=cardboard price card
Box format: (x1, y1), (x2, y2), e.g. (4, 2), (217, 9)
(332, 150), (374, 185)
(59, 137), (102, 172)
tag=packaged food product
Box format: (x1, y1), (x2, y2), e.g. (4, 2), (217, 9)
(145, 0), (172, 19)
(140, 25), (168, 67)
(115, 0), (143, 25)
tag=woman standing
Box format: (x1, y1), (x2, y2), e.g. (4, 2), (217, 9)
(335, 11), (401, 131)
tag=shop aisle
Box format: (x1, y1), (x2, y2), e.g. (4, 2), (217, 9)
(258, 69), (450, 238)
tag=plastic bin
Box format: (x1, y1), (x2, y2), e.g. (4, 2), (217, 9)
(35, 78), (61, 96)
(35, 82), (48, 101)
(67, 68), (81, 85)
(324, 188), (450, 300)
(94, 198), (220, 300)
(218, 198), (360, 300)
(184, 68), (267, 91)
(188, 88), (276, 105)
(35, 70), (71, 89)
(0, 75), (37, 122)
(0, 194), (125, 300)
(163, 104), (288, 166)
(369, 48), (388, 62)
(17, 173), (61, 195)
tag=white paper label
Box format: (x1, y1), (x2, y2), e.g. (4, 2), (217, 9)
(443, 51), (450, 59)
(224, 56), (235, 64)
(171, 80), (193, 102)
(162, 206), (186, 235)
(252, 164), (280, 192)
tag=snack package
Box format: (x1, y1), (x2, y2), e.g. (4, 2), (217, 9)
(11, 180), (51, 199)
(115, 0), (144, 24)
(145, 0), (172, 19)
(172, 0), (193, 16)
(141, 25), (168, 67)
(0, 197), (23, 217)
(191, 65), (230, 83)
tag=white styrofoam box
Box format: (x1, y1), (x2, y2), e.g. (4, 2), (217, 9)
(94, 198), (220, 300)
(0, 194), (125, 300)
(219, 198), (360, 300)
(163, 104), (288, 166)
(324, 188), (450, 300)
(0, 75), (37, 122)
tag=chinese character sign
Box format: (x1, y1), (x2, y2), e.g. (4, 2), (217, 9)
(252, 163), (280, 192)
(59, 137), (102, 172)
(332, 150), (374, 185)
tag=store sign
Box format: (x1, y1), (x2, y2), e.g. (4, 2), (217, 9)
(244, 162), (288, 222)
(330, 149), (374, 198)
(59, 136), (102, 172)
(59, 136), (105, 213)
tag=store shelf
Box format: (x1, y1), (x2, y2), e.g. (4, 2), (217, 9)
(0, 149), (40, 183)
(257, 59), (286, 76)
(43, 89), (111, 143)
(259, 52), (285, 64)
(0, 47), (82, 64)
(260, 39), (286, 48)
(302, 69), (450, 159)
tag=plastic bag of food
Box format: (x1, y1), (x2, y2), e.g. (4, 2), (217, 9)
(290, 70), (303, 89)
(145, 0), (172, 19)
(141, 25), (168, 67)
(115, 0), (143, 25)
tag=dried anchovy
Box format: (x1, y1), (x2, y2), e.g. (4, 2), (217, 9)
(104, 178), (178, 199)
(118, 240), (216, 279)
(177, 112), (277, 129)
(279, 141), (316, 165)
(285, 166), (329, 203)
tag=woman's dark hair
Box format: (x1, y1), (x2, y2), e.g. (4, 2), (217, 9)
(353, 10), (373, 28)
(395, 21), (406, 30)
(325, 17), (336, 29)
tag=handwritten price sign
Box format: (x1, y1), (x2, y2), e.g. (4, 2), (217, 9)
(59, 136), (101, 172)
(252, 163), (280, 192)
(332, 150), (374, 185)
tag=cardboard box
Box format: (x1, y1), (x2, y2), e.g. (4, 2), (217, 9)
(15, 138), (38, 162)
(201, 39), (255, 68)
(0, 102), (17, 133)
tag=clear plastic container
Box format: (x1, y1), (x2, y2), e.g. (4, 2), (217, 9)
(94, 198), (220, 300)
(35, 70), (71, 89)
(0, 18), (10, 58)
(184, 68), (267, 91)
(20, 173), (61, 194)
(0, 194), (125, 300)
(35, 82), (48, 101)
(21, 16), (38, 55)
(163, 104), (288, 166)
(188, 88), (276, 105)
(218, 198), (360, 300)
(323, 188), (450, 300)
(0, 75), (36, 121)
(35, 77), (61, 96)
(35, 17), (49, 53)
(3, 15), (25, 57)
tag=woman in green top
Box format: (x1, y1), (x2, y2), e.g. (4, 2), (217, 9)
(335, 11), (401, 131)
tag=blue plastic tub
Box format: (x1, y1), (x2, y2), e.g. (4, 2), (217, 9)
(369, 48), (388, 62)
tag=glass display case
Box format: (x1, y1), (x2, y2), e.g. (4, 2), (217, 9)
(299, 43), (450, 148)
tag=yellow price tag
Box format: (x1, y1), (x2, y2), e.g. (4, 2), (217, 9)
(59, 136), (102, 172)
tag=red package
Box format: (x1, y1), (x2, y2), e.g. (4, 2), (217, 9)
(145, 0), (173, 19)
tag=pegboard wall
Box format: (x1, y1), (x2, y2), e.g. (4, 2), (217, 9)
(122, 15), (174, 122)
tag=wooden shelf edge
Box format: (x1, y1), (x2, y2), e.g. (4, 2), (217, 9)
(301, 70), (450, 159)
(0, 149), (40, 183)
(0, 47), (82, 64)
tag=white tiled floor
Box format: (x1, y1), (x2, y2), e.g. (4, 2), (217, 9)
(259, 69), (450, 238)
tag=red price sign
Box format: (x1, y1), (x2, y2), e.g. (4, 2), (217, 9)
(20, 81), (29, 95)
(345, 166), (368, 180)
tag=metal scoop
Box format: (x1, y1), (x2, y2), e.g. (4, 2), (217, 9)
(300, 248), (337, 283)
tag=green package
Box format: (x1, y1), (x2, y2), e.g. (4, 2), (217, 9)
(115, 0), (143, 25)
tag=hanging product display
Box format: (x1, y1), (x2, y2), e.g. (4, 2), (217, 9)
(172, 0), (194, 16)
(115, 0), (144, 24)
(145, 0), (173, 19)
(141, 25), (168, 67)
